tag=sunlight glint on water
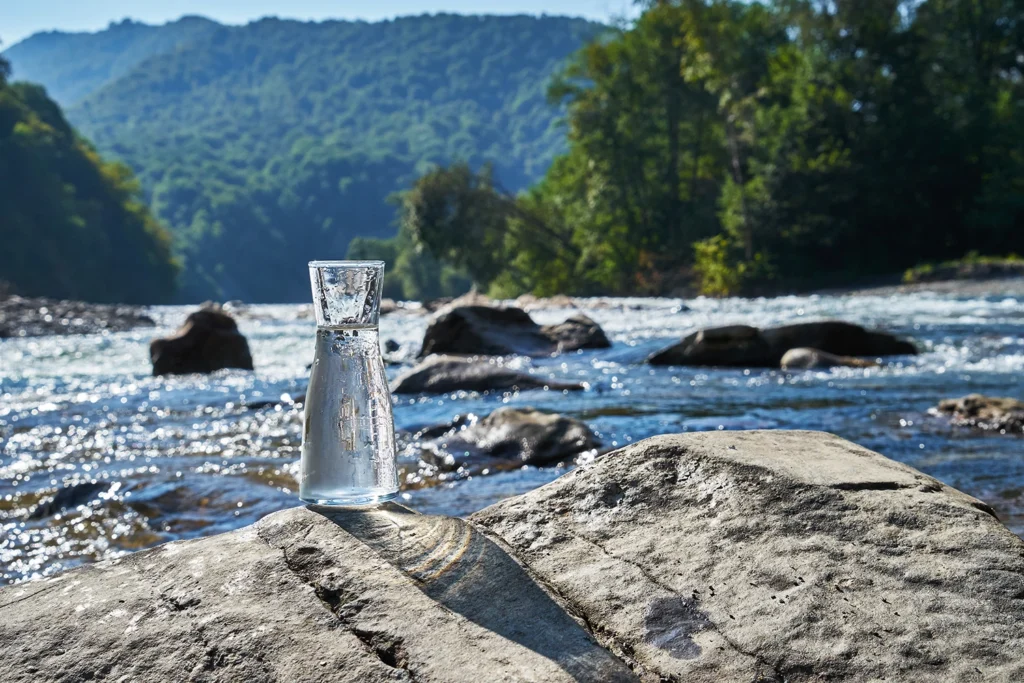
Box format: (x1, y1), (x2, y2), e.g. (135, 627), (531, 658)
(1, 289), (1022, 584)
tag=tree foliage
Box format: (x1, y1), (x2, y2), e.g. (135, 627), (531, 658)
(0, 54), (178, 303)
(400, 0), (1024, 296)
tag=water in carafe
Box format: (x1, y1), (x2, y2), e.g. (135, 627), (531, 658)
(300, 261), (398, 505)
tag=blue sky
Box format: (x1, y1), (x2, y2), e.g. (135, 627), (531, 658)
(2, 1), (640, 47)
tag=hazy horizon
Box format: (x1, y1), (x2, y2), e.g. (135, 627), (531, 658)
(2, 1), (639, 47)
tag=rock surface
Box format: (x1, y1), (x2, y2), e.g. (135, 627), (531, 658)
(780, 347), (880, 370)
(0, 294), (155, 338)
(4, 431), (1024, 682)
(150, 307), (254, 376)
(474, 430), (1024, 681)
(935, 394), (1024, 435)
(416, 407), (600, 474)
(0, 505), (633, 682)
(392, 355), (584, 394)
(539, 313), (611, 351)
(649, 320), (916, 367)
(419, 305), (611, 358)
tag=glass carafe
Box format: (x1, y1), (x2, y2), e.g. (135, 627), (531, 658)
(300, 260), (398, 505)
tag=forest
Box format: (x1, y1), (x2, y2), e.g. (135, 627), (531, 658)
(0, 53), (178, 303)
(379, 0), (1024, 297)
(4, 3), (1021, 302)
(5, 15), (600, 302)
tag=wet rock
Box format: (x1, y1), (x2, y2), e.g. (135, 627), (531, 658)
(540, 313), (611, 351)
(28, 481), (112, 520)
(391, 355), (584, 395)
(0, 294), (155, 338)
(649, 324), (769, 367)
(417, 407), (600, 473)
(761, 320), (917, 358)
(419, 305), (610, 358)
(472, 430), (1024, 682)
(0, 505), (633, 683)
(649, 320), (916, 367)
(380, 298), (398, 315)
(935, 394), (1024, 435)
(780, 347), (880, 370)
(384, 338), (401, 353)
(150, 307), (254, 376)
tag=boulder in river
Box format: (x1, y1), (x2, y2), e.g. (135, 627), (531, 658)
(935, 394), (1024, 435)
(392, 355), (584, 394)
(780, 347), (880, 370)
(419, 305), (610, 357)
(3, 431), (1022, 682)
(417, 407), (600, 473)
(150, 307), (254, 376)
(539, 313), (611, 351)
(649, 320), (916, 367)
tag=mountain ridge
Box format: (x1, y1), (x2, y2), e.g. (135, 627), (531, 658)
(4, 14), (604, 301)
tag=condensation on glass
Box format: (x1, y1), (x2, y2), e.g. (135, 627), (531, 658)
(300, 260), (398, 505)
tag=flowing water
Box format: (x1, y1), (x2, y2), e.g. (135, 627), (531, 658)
(2, 285), (1023, 584)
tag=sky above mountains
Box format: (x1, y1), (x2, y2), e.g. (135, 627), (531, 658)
(2, 0), (638, 46)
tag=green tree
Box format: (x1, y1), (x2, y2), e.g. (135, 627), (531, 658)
(0, 59), (178, 302)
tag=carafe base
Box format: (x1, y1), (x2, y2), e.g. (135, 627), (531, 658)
(300, 488), (399, 507)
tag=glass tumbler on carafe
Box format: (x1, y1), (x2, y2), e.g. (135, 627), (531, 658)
(300, 260), (398, 506)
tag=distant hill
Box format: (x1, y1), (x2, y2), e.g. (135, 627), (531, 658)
(0, 55), (178, 303)
(3, 17), (221, 106)
(4, 15), (602, 302)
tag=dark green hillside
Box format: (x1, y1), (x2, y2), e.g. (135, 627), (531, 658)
(3, 16), (220, 106)
(7, 15), (602, 302)
(0, 56), (178, 303)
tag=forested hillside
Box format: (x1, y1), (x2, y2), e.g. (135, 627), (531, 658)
(396, 0), (1024, 297)
(5, 15), (601, 302)
(0, 55), (178, 303)
(3, 16), (221, 106)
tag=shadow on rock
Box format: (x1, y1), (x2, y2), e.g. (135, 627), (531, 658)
(308, 503), (635, 682)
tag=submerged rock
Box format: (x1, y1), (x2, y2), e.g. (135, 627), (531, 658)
(4, 431), (1022, 682)
(417, 407), (600, 473)
(392, 355), (584, 394)
(649, 320), (916, 367)
(473, 430), (1024, 682)
(935, 394), (1024, 435)
(780, 347), (880, 370)
(150, 307), (254, 376)
(419, 305), (610, 357)
(28, 481), (112, 520)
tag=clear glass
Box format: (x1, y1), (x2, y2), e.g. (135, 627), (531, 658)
(300, 261), (398, 506)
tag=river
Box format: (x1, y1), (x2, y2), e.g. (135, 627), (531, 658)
(2, 285), (1022, 584)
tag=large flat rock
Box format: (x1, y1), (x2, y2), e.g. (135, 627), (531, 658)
(0, 505), (632, 682)
(3, 430), (1023, 682)
(473, 431), (1024, 681)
